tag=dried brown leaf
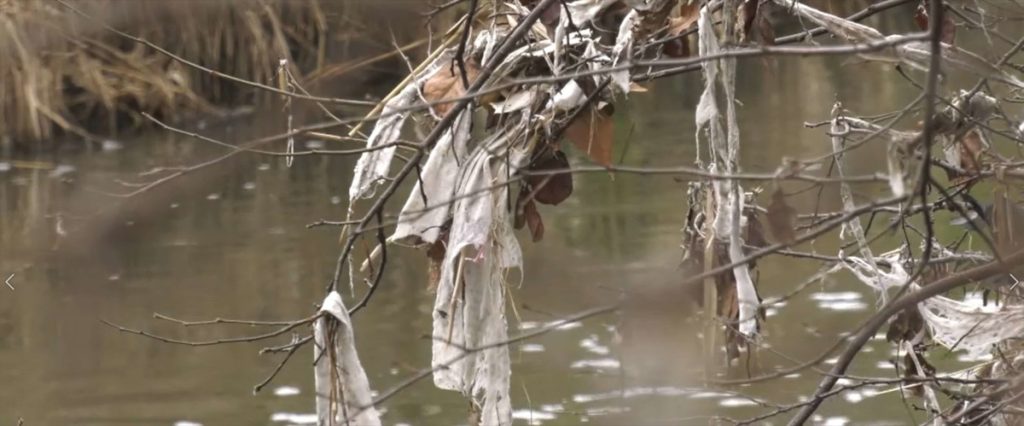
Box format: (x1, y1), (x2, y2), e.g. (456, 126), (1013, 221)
(664, 3), (699, 58)
(958, 129), (985, 175)
(663, 38), (691, 58)
(564, 108), (614, 167)
(422, 61), (481, 116)
(738, 0), (776, 45)
(668, 3), (700, 36)
(523, 198), (545, 242)
(426, 237), (446, 291)
(514, 189), (527, 230)
(745, 212), (769, 249)
(886, 307), (925, 343)
(527, 150), (574, 205)
(914, 0), (956, 45)
(765, 188), (797, 244)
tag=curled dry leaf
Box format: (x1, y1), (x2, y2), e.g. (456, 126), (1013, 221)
(524, 199), (545, 242)
(914, 0), (956, 45)
(514, 188), (545, 242)
(886, 307), (925, 343)
(958, 129), (985, 177)
(943, 129), (986, 187)
(422, 61), (481, 116)
(564, 107), (614, 167)
(426, 230), (448, 291)
(668, 2), (700, 36)
(664, 2), (699, 57)
(765, 187), (797, 244)
(738, 0), (775, 45)
(527, 149), (573, 205)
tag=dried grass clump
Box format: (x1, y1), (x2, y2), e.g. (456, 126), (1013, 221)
(0, 0), (328, 146)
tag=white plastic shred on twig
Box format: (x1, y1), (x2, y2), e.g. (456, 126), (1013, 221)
(490, 88), (542, 114)
(549, 79), (587, 112)
(885, 141), (907, 198)
(773, 0), (1024, 89)
(564, 0), (619, 25)
(841, 247), (907, 293)
(919, 292), (1024, 358)
(695, 6), (759, 337)
(843, 249), (1024, 358)
(830, 105), (886, 301)
(896, 41), (1024, 89)
(390, 109), (473, 246)
(349, 51), (454, 202)
(903, 341), (943, 423)
(429, 119), (531, 426)
(610, 9), (639, 94)
(835, 115), (913, 198)
(771, 0), (883, 43)
(491, 30), (592, 81)
(314, 291), (381, 426)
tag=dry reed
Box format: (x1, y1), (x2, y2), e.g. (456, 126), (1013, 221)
(0, 0), (329, 146)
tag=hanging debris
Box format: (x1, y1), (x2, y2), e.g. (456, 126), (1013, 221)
(314, 292), (381, 426)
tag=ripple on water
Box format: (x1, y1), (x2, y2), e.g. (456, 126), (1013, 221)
(718, 397), (758, 407)
(519, 319), (584, 331)
(811, 291), (868, 312)
(689, 391), (731, 399)
(273, 385), (300, 397)
(843, 391), (864, 403)
(512, 409), (557, 425)
(540, 403), (564, 412)
(810, 291), (862, 301)
(818, 300), (869, 311)
(574, 386), (697, 404)
(519, 343), (545, 353)
(270, 412), (316, 424)
(579, 335), (610, 355)
(570, 358), (620, 370)
(823, 416), (850, 425)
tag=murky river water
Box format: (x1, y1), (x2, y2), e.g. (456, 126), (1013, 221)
(0, 14), (1014, 425)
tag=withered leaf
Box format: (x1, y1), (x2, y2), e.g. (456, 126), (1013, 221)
(564, 107), (614, 167)
(523, 198), (545, 242)
(514, 188), (527, 230)
(664, 3), (699, 58)
(668, 3), (700, 36)
(756, 11), (776, 46)
(914, 0), (956, 45)
(663, 38), (691, 58)
(765, 187), (797, 244)
(423, 61), (481, 116)
(958, 128), (985, 177)
(745, 212), (769, 250)
(527, 150), (573, 205)
(426, 237), (446, 291)
(886, 307), (925, 343)
(738, 0), (758, 43)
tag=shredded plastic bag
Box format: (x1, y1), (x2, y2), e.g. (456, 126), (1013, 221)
(314, 291), (381, 426)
